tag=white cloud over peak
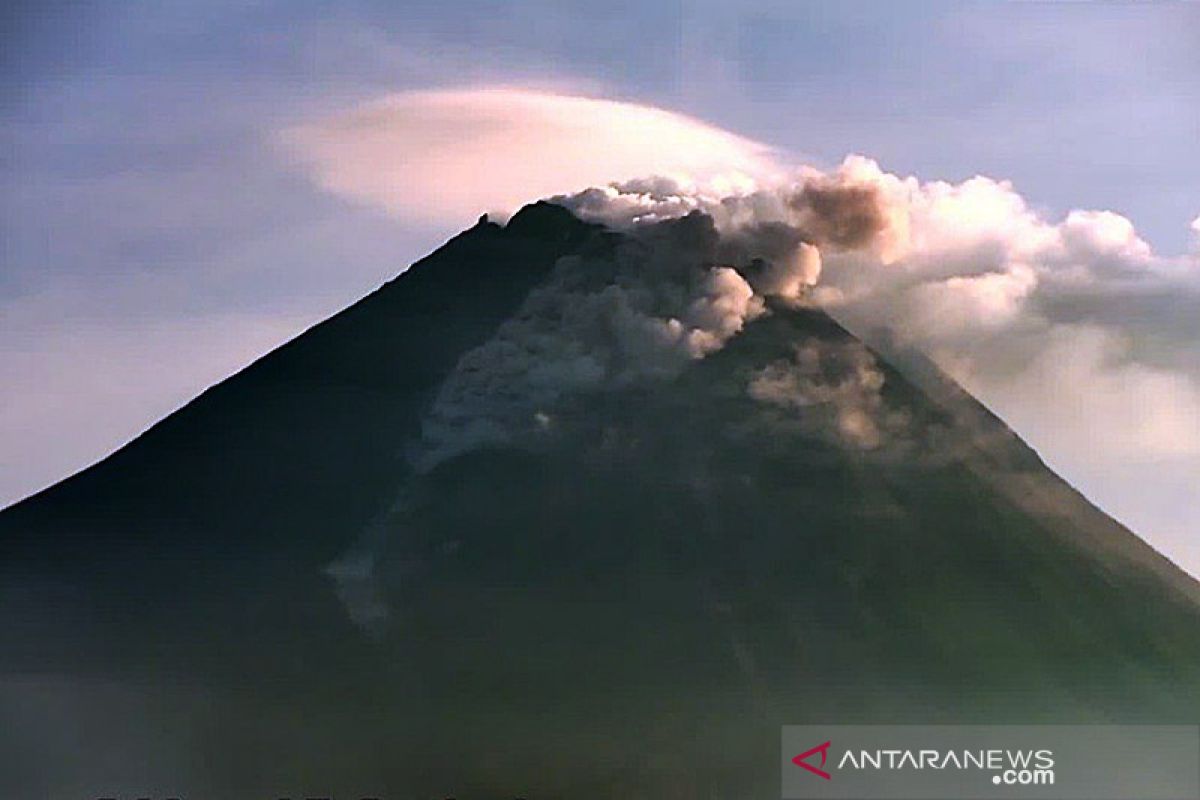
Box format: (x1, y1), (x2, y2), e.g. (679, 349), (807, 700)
(281, 88), (782, 224)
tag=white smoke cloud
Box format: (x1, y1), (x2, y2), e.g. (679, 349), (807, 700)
(964, 324), (1200, 460)
(803, 159), (1200, 460)
(290, 88), (1200, 576)
(406, 158), (919, 474)
(548, 153), (1200, 465)
(553, 159), (897, 261)
(748, 339), (908, 451)
(517, 158), (1200, 572)
(413, 216), (777, 471)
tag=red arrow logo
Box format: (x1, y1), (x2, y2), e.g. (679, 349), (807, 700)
(792, 740), (832, 780)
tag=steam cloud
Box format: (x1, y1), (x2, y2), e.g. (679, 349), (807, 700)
(300, 88), (1200, 603)
(546, 155), (1200, 463)
(748, 340), (909, 451)
(789, 178), (889, 251)
(330, 166), (910, 627)
(413, 174), (900, 471)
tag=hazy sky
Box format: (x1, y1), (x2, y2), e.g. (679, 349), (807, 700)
(2, 2), (1197, 571)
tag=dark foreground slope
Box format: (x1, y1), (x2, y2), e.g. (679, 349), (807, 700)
(2, 205), (1199, 799)
(2, 203), (597, 568)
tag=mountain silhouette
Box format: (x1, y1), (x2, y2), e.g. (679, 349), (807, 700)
(2, 203), (1198, 799)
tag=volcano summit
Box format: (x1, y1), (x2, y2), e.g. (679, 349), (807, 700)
(2, 201), (1198, 798)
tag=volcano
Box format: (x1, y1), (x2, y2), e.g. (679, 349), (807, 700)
(2, 203), (1199, 798)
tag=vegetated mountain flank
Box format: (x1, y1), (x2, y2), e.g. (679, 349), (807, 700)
(1, 203), (1198, 799)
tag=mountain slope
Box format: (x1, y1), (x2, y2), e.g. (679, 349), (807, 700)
(1, 204), (1198, 799)
(3, 203), (598, 563)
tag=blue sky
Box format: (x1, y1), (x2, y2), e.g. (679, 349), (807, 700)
(2, 1), (1197, 569)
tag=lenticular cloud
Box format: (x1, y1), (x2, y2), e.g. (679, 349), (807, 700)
(281, 88), (779, 224)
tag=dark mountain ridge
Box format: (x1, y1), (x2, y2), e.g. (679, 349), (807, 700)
(2, 202), (599, 564)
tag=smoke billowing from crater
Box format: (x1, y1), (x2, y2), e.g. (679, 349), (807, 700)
(788, 178), (889, 251)
(410, 164), (908, 475)
(296, 88), (1200, 598)
(748, 339), (908, 451)
(329, 170), (911, 628)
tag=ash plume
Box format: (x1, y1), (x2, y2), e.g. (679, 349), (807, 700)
(329, 153), (1200, 628)
(788, 178), (889, 250)
(413, 168), (899, 473)
(748, 339), (909, 451)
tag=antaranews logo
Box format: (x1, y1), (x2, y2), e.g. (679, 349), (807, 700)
(791, 741), (832, 780)
(781, 725), (1200, 800)
(790, 739), (1054, 785)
